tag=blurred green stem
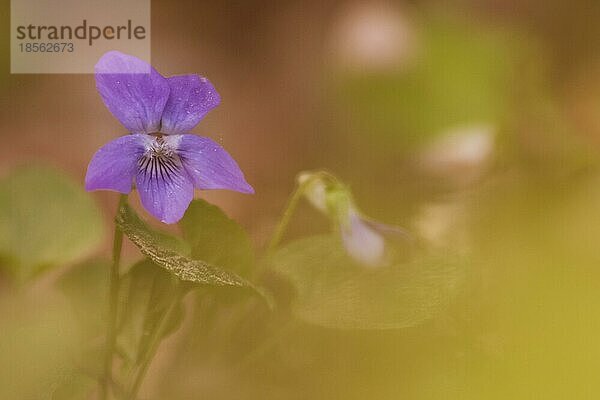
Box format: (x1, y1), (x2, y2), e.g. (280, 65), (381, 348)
(266, 180), (308, 255)
(101, 194), (127, 400)
(126, 281), (184, 399)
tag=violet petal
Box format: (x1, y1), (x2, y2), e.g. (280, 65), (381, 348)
(135, 154), (195, 225)
(95, 51), (170, 134)
(176, 134), (254, 194)
(341, 212), (386, 267)
(85, 134), (147, 193)
(161, 75), (221, 134)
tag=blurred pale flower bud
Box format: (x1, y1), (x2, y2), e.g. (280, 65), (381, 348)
(297, 171), (330, 213)
(419, 124), (495, 186)
(413, 200), (468, 251)
(329, 1), (417, 72)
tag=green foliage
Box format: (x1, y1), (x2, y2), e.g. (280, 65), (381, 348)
(57, 259), (187, 398)
(55, 260), (112, 400)
(117, 260), (184, 365)
(334, 15), (518, 149)
(181, 199), (255, 277)
(271, 235), (465, 329)
(116, 203), (265, 296)
(58, 259), (109, 339)
(0, 166), (104, 282)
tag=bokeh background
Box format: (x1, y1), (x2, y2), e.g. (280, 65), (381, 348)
(2, 0), (600, 399)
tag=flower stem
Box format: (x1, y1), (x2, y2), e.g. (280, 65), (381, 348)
(101, 194), (127, 400)
(126, 281), (183, 399)
(266, 180), (308, 255)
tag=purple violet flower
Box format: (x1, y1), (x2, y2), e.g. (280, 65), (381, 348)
(85, 51), (253, 224)
(298, 171), (412, 267)
(340, 208), (387, 266)
(340, 208), (413, 267)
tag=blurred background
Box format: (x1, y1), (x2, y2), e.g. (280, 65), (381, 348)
(2, 0), (600, 399)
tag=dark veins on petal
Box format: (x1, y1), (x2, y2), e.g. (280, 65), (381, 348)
(138, 136), (182, 183)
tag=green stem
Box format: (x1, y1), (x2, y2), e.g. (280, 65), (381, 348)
(101, 194), (128, 400)
(266, 181), (308, 255)
(126, 282), (183, 400)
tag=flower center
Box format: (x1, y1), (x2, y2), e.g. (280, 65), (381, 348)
(138, 136), (181, 181)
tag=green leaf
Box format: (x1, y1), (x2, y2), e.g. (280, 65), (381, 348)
(116, 203), (262, 294)
(181, 199), (255, 277)
(54, 261), (110, 399)
(270, 235), (465, 329)
(0, 166), (104, 282)
(57, 259), (109, 339)
(117, 260), (184, 365)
